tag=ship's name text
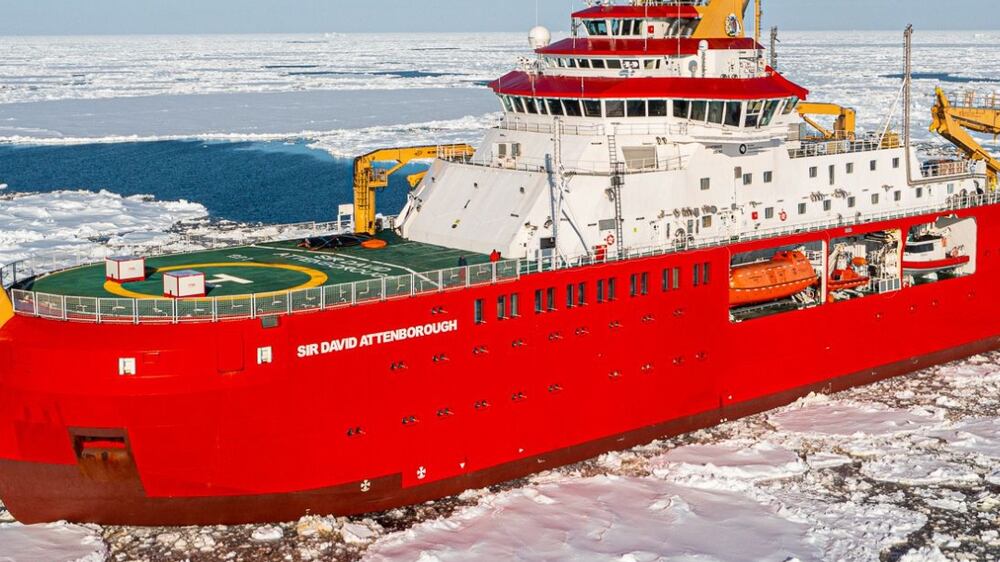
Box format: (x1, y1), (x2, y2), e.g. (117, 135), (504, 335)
(297, 319), (459, 358)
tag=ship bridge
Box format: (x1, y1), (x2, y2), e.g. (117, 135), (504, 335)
(396, 0), (984, 265)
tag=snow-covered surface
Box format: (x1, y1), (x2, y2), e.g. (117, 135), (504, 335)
(0, 522), (106, 562)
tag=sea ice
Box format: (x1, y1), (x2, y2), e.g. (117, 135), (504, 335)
(769, 400), (939, 437)
(0, 522), (106, 562)
(365, 476), (821, 562)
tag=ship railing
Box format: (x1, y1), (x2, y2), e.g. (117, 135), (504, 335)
(919, 160), (980, 179)
(788, 137), (901, 159)
(518, 191), (1000, 274)
(10, 192), (1000, 324)
(0, 260), (30, 291)
(8, 259), (520, 325)
(446, 152), (687, 175)
(498, 119), (690, 138)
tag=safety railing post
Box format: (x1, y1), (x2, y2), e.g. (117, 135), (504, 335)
(172, 299), (178, 325)
(251, 295), (257, 319)
(287, 292), (292, 315)
(213, 298), (219, 322)
(437, 270), (443, 292)
(492, 262), (497, 284)
(61, 295), (67, 321)
(134, 300), (139, 325)
(381, 278), (387, 301)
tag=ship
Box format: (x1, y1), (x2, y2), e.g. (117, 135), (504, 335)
(2, 0), (999, 526)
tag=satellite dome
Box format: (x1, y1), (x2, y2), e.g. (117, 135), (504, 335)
(528, 26), (552, 49)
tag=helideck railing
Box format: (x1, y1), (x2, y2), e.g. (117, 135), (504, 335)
(5, 191), (997, 325)
(9, 261), (520, 325)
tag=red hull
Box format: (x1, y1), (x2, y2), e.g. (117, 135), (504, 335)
(1, 206), (998, 525)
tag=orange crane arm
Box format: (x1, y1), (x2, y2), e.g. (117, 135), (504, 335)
(930, 88), (1000, 189)
(353, 144), (475, 235)
(797, 102), (857, 141)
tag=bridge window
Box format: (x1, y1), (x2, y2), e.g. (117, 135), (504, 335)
(501, 96), (514, 112)
(592, 59), (607, 69)
(607, 59), (623, 70)
(745, 100), (763, 128)
(583, 99), (602, 118)
(577, 59), (591, 69)
(627, 100), (647, 117)
(691, 100), (708, 121)
(649, 100), (668, 117)
(563, 100), (583, 117)
(586, 20), (608, 36)
(760, 100), (781, 127)
(782, 97), (800, 115)
(700, 177), (711, 191)
(674, 100), (690, 119)
(725, 101), (742, 127)
(605, 100), (626, 118)
(708, 101), (725, 124)
(524, 98), (539, 114)
(547, 99), (564, 116)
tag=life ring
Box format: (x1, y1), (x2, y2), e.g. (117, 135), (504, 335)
(779, 210), (788, 222)
(605, 234), (616, 246)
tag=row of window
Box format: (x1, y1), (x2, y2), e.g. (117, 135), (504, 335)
(546, 57), (662, 71)
(584, 18), (649, 37)
(752, 187), (932, 223)
(473, 264), (711, 324)
(501, 94), (799, 129)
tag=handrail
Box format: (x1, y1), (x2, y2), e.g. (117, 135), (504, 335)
(9, 191), (998, 325)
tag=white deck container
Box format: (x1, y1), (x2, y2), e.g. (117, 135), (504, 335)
(163, 270), (206, 298)
(105, 256), (146, 283)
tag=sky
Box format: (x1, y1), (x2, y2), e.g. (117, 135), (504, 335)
(0, 0), (997, 36)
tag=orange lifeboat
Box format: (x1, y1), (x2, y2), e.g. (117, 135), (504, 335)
(729, 250), (819, 307)
(828, 267), (870, 292)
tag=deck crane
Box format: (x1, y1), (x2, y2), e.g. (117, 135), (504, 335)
(797, 102), (857, 141)
(353, 144), (475, 235)
(930, 87), (1000, 189)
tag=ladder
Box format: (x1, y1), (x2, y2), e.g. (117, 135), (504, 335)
(607, 135), (625, 253)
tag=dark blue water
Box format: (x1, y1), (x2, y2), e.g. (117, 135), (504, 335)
(0, 141), (422, 224)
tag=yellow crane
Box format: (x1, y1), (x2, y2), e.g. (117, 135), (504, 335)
(353, 144), (475, 235)
(930, 87), (1000, 189)
(797, 102), (857, 141)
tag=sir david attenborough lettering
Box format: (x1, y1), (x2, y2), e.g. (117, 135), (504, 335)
(297, 319), (459, 358)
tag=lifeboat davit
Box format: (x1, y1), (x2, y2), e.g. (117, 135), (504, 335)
(729, 250), (819, 307)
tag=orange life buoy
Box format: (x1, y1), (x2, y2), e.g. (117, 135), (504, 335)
(361, 239), (388, 250)
(779, 210), (788, 222)
(605, 234), (616, 245)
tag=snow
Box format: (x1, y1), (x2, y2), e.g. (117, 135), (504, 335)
(769, 397), (939, 437)
(0, 522), (106, 562)
(251, 525), (284, 542)
(860, 456), (982, 487)
(366, 476), (820, 562)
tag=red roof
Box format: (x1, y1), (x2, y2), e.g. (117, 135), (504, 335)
(538, 37), (760, 56)
(572, 5), (701, 19)
(489, 71), (809, 101)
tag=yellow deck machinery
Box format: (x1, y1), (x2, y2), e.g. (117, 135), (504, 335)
(797, 102), (857, 141)
(353, 144), (475, 235)
(930, 88), (1000, 189)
